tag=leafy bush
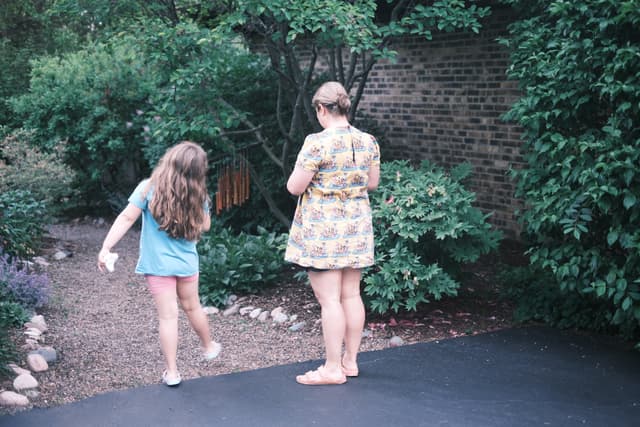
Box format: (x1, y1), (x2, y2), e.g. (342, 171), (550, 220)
(0, 301), (29, 328)
(9, 33), (157, 207)
(364, 160), (501, 313)
(198, 225), (287, 307)
(0, 129), (78, 216)
(500, 266), (618, 334)
(500, 0), (640, 338)
(0, 252), (51, 309)
(0, 190), (47, 259)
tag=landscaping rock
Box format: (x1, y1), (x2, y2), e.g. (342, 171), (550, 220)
(239, 306), (255, 316)
(0, 391), (29, 408)
(23, 339), (39, 350)
(8, 364), (30, 376)
(288, 321), (306, 332)
(26, 353), (48, 372)
(203, 306), (219, 315)
(389, 336), (404, 347)
(272, 312), (288, 324)
(23, 328), (42, 339)
(249, 308), (262, 319)
(31, 346), (57, 364)
(32, 256), (50, 268)
(257, 311), (269, 322)
(13, 373), (38, 392)
(222, 304), (239, 317)
(225, 294), (238, 306)
(24, 321), (47, 333)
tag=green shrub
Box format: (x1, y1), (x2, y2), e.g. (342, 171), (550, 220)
(9, 34), (156, 207)
(364, 160), (501, 313)
(500, 265), (618, 334)
(0, 301), (29, 329)
(0, 129), (78, 216)
(0, 190), (47, 259)
(500, 0), (640, 339)
(198, 225), (287, 307)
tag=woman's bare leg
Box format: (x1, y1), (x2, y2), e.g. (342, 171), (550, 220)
(308, 269), (345, 376)
(340, 268), (364, 371)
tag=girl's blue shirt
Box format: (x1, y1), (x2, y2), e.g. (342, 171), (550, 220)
(128, 179), (200, 277)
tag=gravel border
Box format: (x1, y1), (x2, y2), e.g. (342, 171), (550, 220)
(2, 220), (514, 412)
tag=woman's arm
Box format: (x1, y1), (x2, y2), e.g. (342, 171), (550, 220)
(97, 203), (142, 271)
(367, 163), (380, 191)
(286, 167), (315, 196)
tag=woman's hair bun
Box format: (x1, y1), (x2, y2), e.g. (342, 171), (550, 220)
(336, 93), (351, 114)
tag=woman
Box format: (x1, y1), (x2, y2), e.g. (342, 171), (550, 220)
(285, 81), (380, 385)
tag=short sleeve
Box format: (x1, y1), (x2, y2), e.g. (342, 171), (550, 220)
(128, 179), (150, 210)
(295, 135), (324, 173)
(370, 136), (380, 166)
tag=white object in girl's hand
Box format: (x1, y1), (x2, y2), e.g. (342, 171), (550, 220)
(105, 253), (119, 272)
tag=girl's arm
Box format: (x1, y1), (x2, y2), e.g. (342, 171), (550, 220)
(97, 203), (142, 272)
(286, 167), (315, 196)
(202, 211), (211, 232)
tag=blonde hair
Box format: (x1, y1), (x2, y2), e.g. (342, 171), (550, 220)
(312, 81), (351, 116)
(146, 141), (209, 241)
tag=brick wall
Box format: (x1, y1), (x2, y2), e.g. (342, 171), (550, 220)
(356, 7), (524, 237)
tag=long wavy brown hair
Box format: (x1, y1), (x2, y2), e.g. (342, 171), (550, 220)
(145, 141), (209, 241)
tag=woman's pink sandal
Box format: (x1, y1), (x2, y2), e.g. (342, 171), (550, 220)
(341, 364), (359, 377)
(296, 366), (347, 385)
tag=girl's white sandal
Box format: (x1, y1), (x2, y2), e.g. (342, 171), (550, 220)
(204, 341), (222, 360)
(162, 370), (181, 387)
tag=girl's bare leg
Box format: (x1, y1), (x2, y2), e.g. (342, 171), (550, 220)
(176, 278), (217, 354)
(152, 290), (179, 377)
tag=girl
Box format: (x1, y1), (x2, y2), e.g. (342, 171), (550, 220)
(98, 141), (221, 387)
(285, 82), (380, 385)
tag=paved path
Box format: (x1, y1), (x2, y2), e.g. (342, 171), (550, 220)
(1, 326), (639, 426)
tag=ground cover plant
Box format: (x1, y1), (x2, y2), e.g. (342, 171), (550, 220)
(0, 249), (51, 377)
(198, 225), (288, 307)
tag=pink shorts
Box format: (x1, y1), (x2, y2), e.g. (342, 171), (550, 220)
(145, 273), (199, 295)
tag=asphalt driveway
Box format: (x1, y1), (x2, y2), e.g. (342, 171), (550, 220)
(1, 326), (638, 427)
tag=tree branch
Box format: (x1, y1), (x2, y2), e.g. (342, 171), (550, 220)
(244, 154), (291, 228)
(216, 98), (283, 170)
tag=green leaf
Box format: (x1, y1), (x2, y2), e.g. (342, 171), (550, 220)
(623, 193), (637, 209)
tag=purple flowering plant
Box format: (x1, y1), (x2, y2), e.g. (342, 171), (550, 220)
(0, 251), (51, 309)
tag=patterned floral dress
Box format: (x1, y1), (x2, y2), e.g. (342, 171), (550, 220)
(284, 126), (380, 269)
